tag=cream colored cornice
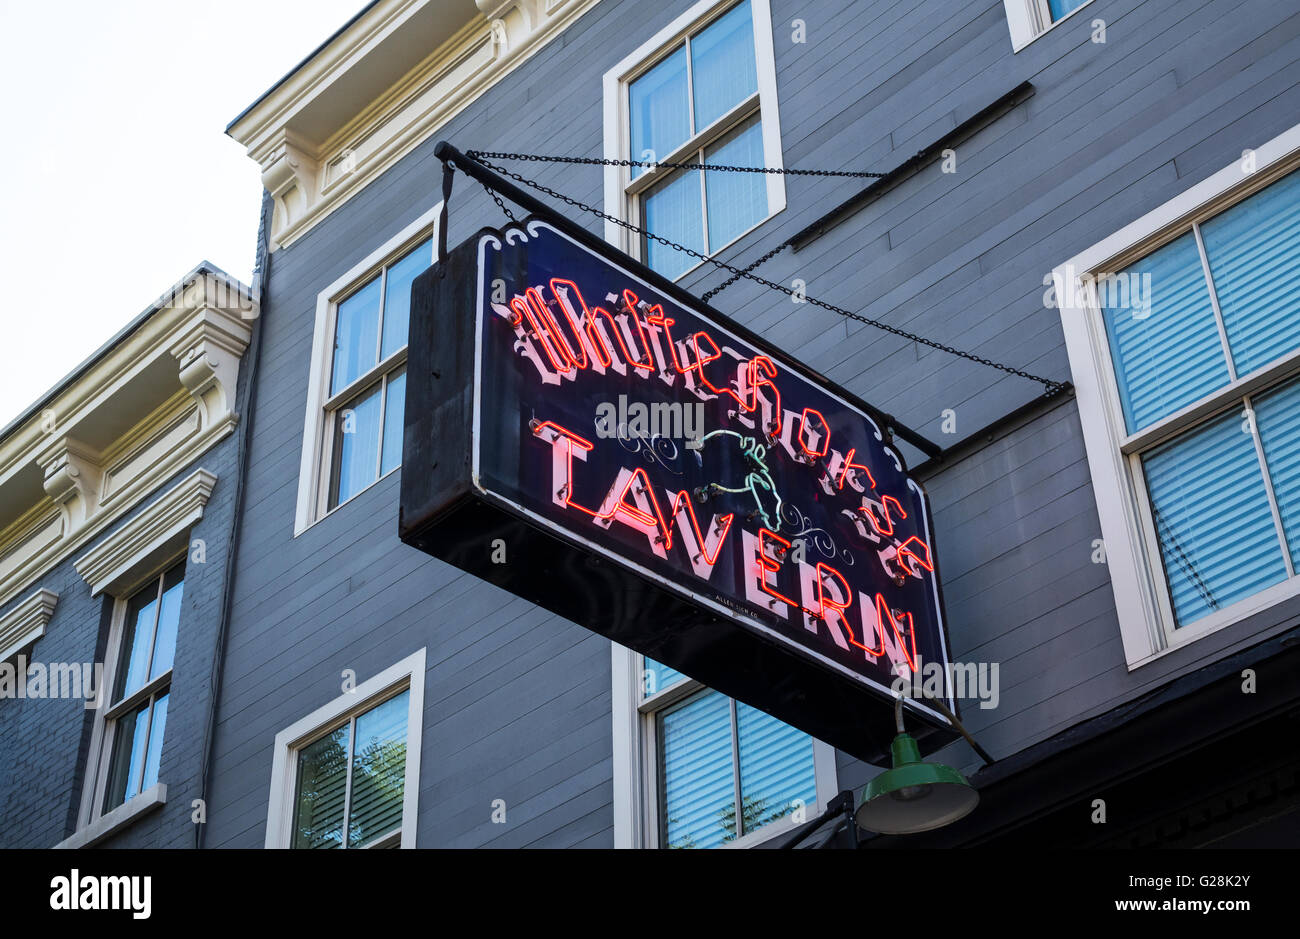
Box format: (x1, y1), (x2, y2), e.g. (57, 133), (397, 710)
(0, 268), (255, 610)
(0, 588), (58, 662)
(74, 468), (217, 597)
(228, 0), (606, 250)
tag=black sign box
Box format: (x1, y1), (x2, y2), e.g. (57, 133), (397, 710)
(399, 217), (958, 763)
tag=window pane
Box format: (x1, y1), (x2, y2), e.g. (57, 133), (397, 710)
(1048, 0), (1090, 21)
(115, 583), (158, 702)
(380, 368), (407, 477)
(1254, 378), (1300, 570)
(690, 0), (757, 130)
(103, 701), (151, 811)
(293, 726), (350, 849)
(1201, 168), (1300, 376)
(331, 384), (383, 507)
(659, 690), (735, 848)
(140, 693), (168, 793)
(705, 117), (767, 251)
(1142, 408), (1287, 627)
(643, 657), (686, 697)
(381, 239), (431, 361)
(149, 566), (184, 682)
(331, 275), (382, 396)
(644, 169), (704, 280)
(348, 691), (409, 848)
(736, 703), (815, 836)
(1102, 232), (1230, 432)
(629, 46), (690, 178)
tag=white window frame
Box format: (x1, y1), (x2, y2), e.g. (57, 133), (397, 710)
(1002, 0), (1097, 52)
(293, 206), (441, 536)
(611, 643), (837, 849)
(601, 0), (786, 278)
(75, 554), (187, 838)
(265, 647), (425, 849)
(66, 466), (217, 846)
(1055, 122), (1300, 669)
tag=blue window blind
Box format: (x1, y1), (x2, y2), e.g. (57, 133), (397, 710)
(1141, 408), (1287, 627)
(628, 47), (689, 179)
(644, 169), (705, 281)
(1200, 168), (1300, 376)
(1254, 377), (1300, 571)
(658, 689), (815, 847)
(705, 117), (767, 251)
(736, 702), (815, 831)
(1048, 0), (1090, 22)
(689, 0), (756, 130)
(660, 691), (735, 849)
(1102, 232), (1230, 432)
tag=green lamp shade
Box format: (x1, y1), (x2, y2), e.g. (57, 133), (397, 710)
(855, 733), (979, 834)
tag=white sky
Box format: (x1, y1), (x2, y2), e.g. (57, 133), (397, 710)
(0, 0), (365, 427)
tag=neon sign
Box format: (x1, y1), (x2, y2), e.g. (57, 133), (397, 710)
(400, 216), (958, 761)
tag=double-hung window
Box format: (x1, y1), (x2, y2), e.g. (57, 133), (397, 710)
(296, 208), (440, 535)
(1058, 128), (1300, 666)
(603, 0), (785, 280)
(1002, 0), (1096, 51)
(91, 562), (183, 816)
(323, 236), (429, 510)
(627, 656), (834, 848)
(266, 649), (424, 848)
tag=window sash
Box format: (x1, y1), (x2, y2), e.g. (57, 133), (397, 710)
(289, 687), (411, 849)
(322, 355), (407, 512)
(637, 655), (819, 848)
(1091, 174), (1300, 642)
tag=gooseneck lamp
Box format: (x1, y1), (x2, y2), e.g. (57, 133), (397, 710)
(854, 696), (980, 834)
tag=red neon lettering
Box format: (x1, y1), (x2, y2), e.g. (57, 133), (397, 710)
(665, 491), (733, 567)
(861, 494), (907, 536)
(835, 448), (876, 492)
(863, 594), (918, 670)
(814, 562), (852, 625)
(690, 330), (745, 407)
(532, 420), (603, 517)
(896, 535), (933, 573)
(746, 356), (781, 433)
(646, 307), (690, 374)
(545, 278), (592, 370)
(618, 290), (657, 371)
(756, 528), (800, 608)
(797, 408), (830, 460)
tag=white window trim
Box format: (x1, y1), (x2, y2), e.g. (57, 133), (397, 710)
(611, 642), (837, 849)
(1055, 122), (1300, 670)
(1002, 0), (1097, 53)
(265, 647), (425, 849)
(71, 470), (216, 836)
(74, 556), (187, 834)
(293, 207), (442, 536)
(601, 0), (786, 275)
(56, 784), (167, 849)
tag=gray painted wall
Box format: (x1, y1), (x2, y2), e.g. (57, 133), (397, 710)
(198, 0), (1300, 848)
(0, 435), (244, 848)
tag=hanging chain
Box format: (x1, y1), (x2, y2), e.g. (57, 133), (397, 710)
(462, 153), (1068, 396)
(466, 150), (887, 178)
(700, 237), (792, 302)
(478, 178), (517, 223)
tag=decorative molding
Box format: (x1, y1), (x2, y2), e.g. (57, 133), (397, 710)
(73, 469), (216, 597)
(0, 588), (58, 662)
(0, 267), (254, 612)
(229, 0), (606, 249)
(55, 783), (166, 849)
